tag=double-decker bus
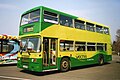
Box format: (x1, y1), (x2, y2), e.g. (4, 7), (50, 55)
(17, 6), (112, 72)
(0, 35), (20, 64)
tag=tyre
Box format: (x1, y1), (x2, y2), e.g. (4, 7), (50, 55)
(98, 55), (104, 65)
(60, 58), (70, 72)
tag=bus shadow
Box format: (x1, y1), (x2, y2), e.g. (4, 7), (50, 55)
(20, 70), (60, 76)
(71, 62), (110, 71)
(20, 63), (110, 76)
(0, 64), (16, 67)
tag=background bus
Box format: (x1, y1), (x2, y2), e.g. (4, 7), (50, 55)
(17, 6), (112, 72)
(0, 35), (20, 64)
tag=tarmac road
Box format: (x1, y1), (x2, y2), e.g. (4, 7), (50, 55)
(0, 55), (120, 80)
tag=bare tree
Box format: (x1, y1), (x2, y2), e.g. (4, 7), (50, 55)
(112, 41), (116, 51)
(115, 29), (120, 53)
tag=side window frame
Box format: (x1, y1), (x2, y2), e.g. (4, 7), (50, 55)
(104, 27), (109, 35)
(86, 22), (95, 32)
(87, 43), (96, 51)
(60, 40), (74, 51)
(59, 15), (73, 28)
(96, 25), (103, 33)
(75, 41), (86, 51)
(105, 43), (107, 51)
(97, 43), (104, 51)
(43, 10), (58, 24)
(75, 19), (85, 30)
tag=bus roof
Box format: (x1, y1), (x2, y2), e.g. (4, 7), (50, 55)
(22, 6), (109, 28)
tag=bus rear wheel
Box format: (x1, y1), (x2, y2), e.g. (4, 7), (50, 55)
(98, 55), (104, 65)
(60, 58), (70, 72)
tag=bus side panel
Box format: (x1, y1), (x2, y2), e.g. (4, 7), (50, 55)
(104, 55), (112, 62)
(70, 53), (112, 68)
(57, 57), (61, 70)
(70, 55), (98, 68)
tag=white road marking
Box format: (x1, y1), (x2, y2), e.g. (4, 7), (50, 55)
(0, 75), (31, 80)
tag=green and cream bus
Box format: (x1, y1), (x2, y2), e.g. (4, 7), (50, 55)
(17, 6), (112, 72)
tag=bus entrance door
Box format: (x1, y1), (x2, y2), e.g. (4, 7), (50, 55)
(43, 38), (58, 71)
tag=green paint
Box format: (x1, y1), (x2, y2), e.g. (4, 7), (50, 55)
(18, 6), (112, 72)
(19, 6), (78, 36)
(19, 22), (40, 35)
(57, 54), (111, 69)
(41, 22), (54, 31)
(17, 58), (42, 72)
(70, 54), (112, 68)
(17, 53), (112, 72)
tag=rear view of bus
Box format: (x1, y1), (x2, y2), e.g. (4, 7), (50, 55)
(0, 35), (20, 64)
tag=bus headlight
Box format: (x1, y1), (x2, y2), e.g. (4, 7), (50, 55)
(32, 58), (37, 62)
(17, 57), (20, 60)
(32, 59), (34, 62)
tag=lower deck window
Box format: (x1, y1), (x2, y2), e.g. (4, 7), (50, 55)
(60, 40), (74, 51)
(87, 43), (95, 51)
(75, 42), (86, 51)
(97, 43), (104, 51)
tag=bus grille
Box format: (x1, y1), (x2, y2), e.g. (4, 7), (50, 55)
(22, 58), (29, 63)
(22, 55), (29, 58)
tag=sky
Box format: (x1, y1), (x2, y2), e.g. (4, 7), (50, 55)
(0, 0), (120, 41)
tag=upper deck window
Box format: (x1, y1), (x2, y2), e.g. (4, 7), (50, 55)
(86, 23), (95, 32)
(59, 15), (73, 27)
(21, 10), (40, 26)
(75, 19), (85, 30)
(96, 25), (103, 33)
(104, 27), (109, 34)
(44, 11), (58, 24)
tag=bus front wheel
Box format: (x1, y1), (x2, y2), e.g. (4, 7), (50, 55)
(60, 58), (70, 72)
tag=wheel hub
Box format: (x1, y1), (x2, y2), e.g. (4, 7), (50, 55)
(62, 61), (68, 69)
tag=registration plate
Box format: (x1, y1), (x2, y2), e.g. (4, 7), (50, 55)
(23, 65), (28, 68)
